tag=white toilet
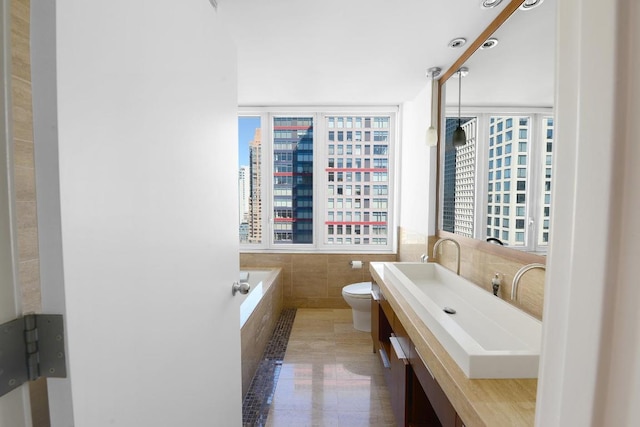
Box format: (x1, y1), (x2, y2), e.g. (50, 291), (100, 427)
(342, 282), (372, 332)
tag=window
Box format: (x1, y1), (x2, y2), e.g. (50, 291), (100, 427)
(443, 113), (553, 252)
(442, 116), (478, 237)
(238, 116), (263, 245)
(239, 111), (396, 251)
(537, 116), (555, 246)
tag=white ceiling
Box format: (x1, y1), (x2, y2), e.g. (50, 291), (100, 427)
(220, 0), (531, 106)
(218, 0), (506, 105)
(444, 0), (556, 108)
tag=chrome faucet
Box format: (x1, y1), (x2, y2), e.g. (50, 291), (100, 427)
(432, 238), (461, 275)
(511, 263), (546, 301)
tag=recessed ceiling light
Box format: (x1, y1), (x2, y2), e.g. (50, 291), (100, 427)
(449, 38), (467, 49)
(481, 0), (504, 8)
(480, 38), (499, 49)
(520, 0), (545, 10)
(426, 67), (442, 79)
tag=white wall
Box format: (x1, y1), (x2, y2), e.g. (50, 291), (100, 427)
(592, 0), (640, 423)
(536, 0), (640, 425)
(399, 83), (437, 236)
(31, 2), (75, 423)
(33, 1), (241, 426)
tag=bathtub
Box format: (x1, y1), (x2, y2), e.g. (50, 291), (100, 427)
(239, 269), (279, 327)
(239, 268), (283, 397)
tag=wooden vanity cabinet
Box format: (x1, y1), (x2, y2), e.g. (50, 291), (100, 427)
(410, 348), (461, 427)
(388, 333), (410, 426)
(371, 279), (464, 427)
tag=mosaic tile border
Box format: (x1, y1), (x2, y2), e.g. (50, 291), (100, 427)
(242, 308), (297, 427)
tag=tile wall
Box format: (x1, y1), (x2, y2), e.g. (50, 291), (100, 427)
(399, 228), (546, 320)
(240, 253), (397, 309)
(10, 1), (50, 425)
(12, 0), (40, 313)
(396, 227), (429, 262)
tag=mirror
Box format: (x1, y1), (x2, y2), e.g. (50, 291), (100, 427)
(439, 0), (556, 254)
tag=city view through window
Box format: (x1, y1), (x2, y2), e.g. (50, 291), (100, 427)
(238, 116), (262, 245)
(442, 113), (553, 252)
(238, 113), (394, 250)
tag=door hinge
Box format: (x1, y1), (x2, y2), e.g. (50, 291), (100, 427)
(0, 314), (67, 397)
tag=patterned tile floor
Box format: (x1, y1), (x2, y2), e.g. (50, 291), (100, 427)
(254, 308), (395, 427)
(243, 308), (297, 426)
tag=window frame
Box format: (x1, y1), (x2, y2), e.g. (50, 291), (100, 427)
(441, 107), (554, 254)
(239, 107), (398, 253)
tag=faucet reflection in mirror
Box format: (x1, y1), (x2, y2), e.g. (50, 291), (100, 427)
(432, 238), (461, 275)
(511, 263), (546, 301)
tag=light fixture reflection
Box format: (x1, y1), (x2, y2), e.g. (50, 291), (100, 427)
(452, 68), (468, 147)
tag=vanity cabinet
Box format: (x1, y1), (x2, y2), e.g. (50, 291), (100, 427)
(372, 280), (464, 427)
(411, 347), (463, 427)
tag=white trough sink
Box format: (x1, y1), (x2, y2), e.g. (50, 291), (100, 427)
(381, 262), (541, 379)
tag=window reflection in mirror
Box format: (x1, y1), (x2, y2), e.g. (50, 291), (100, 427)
(442, 116), (477, 238)
(442, 112), (554, 253)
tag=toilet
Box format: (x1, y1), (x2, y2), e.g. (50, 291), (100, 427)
(342, 282), (372, 332)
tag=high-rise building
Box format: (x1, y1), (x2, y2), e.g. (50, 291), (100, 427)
(538, 117), (554, 247)
(438, 114), (554, 249)
(486, 116), (530, 246)
(238, 165), (250, 243)
(324, 115), (391, 246)
(443, 117), (475, 235)
(453, 118), (476, 238)
(248, 128), (262, 244)
(272, 117), (313, 244)
(238, 165), (250, 223)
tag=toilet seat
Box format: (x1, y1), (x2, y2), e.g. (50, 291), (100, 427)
(342, 282), (372, 299)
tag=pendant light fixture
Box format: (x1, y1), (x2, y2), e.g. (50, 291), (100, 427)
(452, 67), (469, 147)
(426, 67), (441, 147)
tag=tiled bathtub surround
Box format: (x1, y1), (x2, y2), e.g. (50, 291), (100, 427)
(241, 269), (284, 397)
(240, 253), (397, 309)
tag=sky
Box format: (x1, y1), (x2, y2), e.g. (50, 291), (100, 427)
(238, 116), (261, 166)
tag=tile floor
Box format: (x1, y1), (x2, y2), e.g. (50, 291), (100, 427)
(243, 308), (298, 426)
(265, 308), (396, 427)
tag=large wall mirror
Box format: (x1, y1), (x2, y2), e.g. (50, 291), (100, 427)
(438, 0), (556, 255)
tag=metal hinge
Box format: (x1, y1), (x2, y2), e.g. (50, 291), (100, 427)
(0, 314), (67, 397)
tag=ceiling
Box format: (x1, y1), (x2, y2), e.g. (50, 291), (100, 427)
(219, 0), (523, 106)
(444, 0), (556, 108)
